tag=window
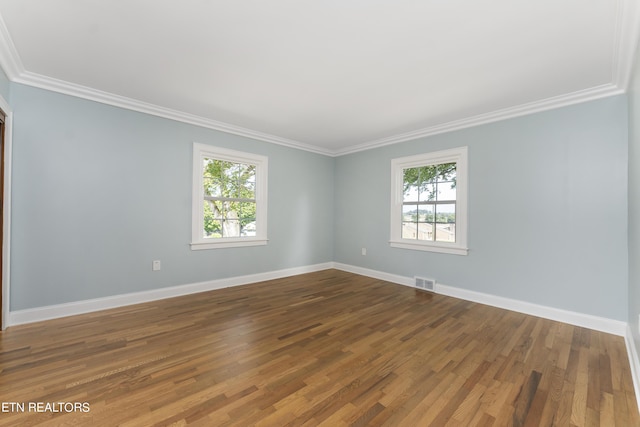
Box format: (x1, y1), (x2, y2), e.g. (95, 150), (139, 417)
(390, 147), (468, 255)
(191, 143), (268, 250)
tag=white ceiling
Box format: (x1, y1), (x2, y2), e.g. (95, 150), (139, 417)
(0, 0), (638, 156)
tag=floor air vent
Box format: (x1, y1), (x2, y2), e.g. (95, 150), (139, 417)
(414, 277), (435, 292)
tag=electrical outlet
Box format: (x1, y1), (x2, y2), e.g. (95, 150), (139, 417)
(152, 260), (161, 271)
(361, 248), (367, 256)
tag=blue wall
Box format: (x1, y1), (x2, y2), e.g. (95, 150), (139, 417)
(9, 83), (334, 310)
(334, 96), (629, 321)
(629, 41), (640, 351)
(0, 66), (9, 101)
(5, 80), (632, 324)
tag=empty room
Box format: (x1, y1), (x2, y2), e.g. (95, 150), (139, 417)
(1, 1), (640, 425)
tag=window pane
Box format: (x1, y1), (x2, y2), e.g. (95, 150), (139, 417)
(417, 204), (434, 222)
(215, 200), (227, 219)
(230, 162), (256, 199)
(243, 180), (256, 199)
(435, 203), (456, 223)
(203, 158), (224, 197)
(241, 221), (257, 236)
(204, 179), (222, 198)
(417, 223), (434, 241)
(437, 163), (456, 182)
(416, 165), (438, 184)
(240, 164), (256, 191)
(403, 205), (418, 222)
(435, 203), (456, 242)
(403, 185), (419, 202)
(236, 202), (257, 236)
(403, 167), (421, 186)
(419, 183), (436, 202)
(236, 202), (256, 220)
(437, 181), (456, 201)
(228, 162), (241, 198)
(222, 219), (241, 237)
(227, 201), (240, 217)
(404, 165), (438, 201)
(204, 219), (222, 238)
(204, 200), (223, 219)
(402, 222), (417, 239)
(436, 223), (456, 242)
(204, 158), (242, 197)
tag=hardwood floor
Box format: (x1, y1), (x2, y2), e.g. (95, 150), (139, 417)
(0, 269), (638, 426)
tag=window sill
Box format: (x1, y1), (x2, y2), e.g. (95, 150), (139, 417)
(389, 240), (468, 256)
(191, 239), (268, 250)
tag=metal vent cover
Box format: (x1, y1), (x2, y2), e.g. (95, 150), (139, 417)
(414, 277), (435, 292)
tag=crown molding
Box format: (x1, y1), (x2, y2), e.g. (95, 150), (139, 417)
(0, 12), (22, 80)
(12, 71), (334, 156)
(0, 13), (334, 156)
(334, 83), (624, 156)
(0, 1), (635, 158)
(7, 72), (626, 159)
(613, 0), (640, 90)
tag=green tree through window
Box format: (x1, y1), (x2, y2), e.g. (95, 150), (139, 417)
(203, 159), (257, 238)
(402, 162), (457, 242)
(390, 146), (467, 255)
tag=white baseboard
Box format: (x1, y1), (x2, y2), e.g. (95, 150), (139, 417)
(8, 262), (333, 326)
(8, 261), (638, 409)
(333, 263), (627, 337)
(6, 260), (630, 337)
(335, 263), (638, 406)
(625, 326), (640, 412)
(332, 263), (415, 287)
(435, 283), (627, 336)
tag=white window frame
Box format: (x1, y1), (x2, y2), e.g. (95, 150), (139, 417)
(390, 146), (468, 255)
(191, 143), (268, 250)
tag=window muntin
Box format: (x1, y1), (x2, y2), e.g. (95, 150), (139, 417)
(390, 147), (468, 255)
(203, 159), (257, 238)
(192, 144), (267, 250)
(401, 163), (457, 243)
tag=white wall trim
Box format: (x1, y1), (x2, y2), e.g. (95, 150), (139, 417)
(334, 84), (624, 156)
(613, 0), (640, 90)
(0, 10), (634, 158)
(624, 326), (640, 412)
(333, 263), (628, 336)
(13, 71), (334, 157)
(435, 283), (627, 337)
(0, 13), (22, 81)
(8, 68), (626, 159)
(0, 97), (11, 331)
(6, 260), (637, 405)
(332, 262), (415, 288)
(389, 146), (468, 256)
(0, 12), (332, 157)
(8, 262), (333, 327)
(191, 143), (268, 249)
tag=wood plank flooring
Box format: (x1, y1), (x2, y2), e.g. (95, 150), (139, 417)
(0, 269), (638, 426)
